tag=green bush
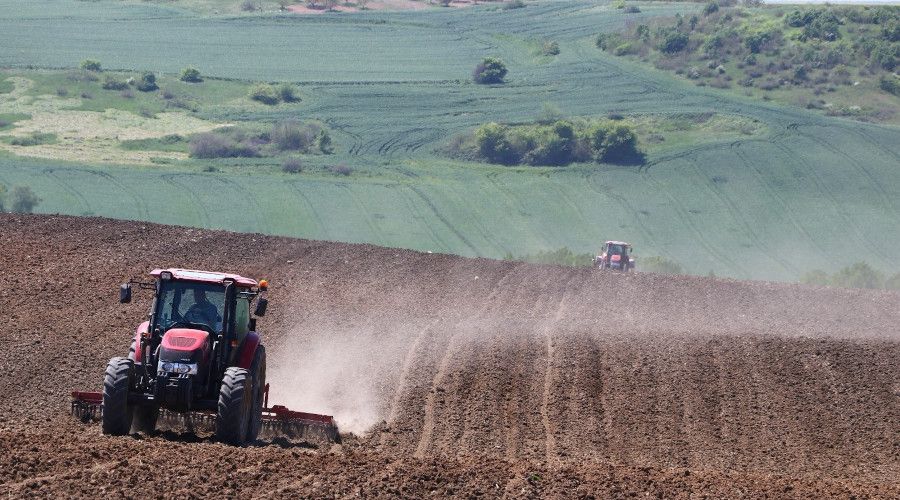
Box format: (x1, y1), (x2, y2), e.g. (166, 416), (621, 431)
(277, 83), (300, 103)
(249, 83), (279, 105)
(282, 157), (303, 173)
(79, 59), (102, 72)
(7, 132), (56, 146)
(10, 186), (40, 213)
(316, 130), (333, 154)
(101, 75), (129, 91)
(475, 122), (514, 164)
(473, 57), (508, 84)
(830, 262), (883, 289)
(180, 67), (202, 83)
(703, 2), (718, 16)
(542, 40), (560, 56)
(136, 72), (158, 92)
(880, 76), (900, 97)
(658, 31), (690, 54)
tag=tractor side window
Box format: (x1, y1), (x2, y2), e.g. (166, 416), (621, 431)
(234, 297), (250, 342)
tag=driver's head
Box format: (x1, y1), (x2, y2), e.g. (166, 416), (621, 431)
(193, 289), (207, 303)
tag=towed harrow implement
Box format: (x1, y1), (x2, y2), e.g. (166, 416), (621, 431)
(72, 383), (339, 443)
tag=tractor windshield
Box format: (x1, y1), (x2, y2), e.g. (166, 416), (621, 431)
(609, 244), (624, 255)
(154, 280), (226, 333)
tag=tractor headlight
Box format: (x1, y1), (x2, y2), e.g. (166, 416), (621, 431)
(158, 362), (198, 375)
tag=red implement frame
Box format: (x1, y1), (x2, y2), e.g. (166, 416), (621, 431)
(70, 383), (339, 443)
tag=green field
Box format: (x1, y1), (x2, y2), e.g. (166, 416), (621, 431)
(0, 0), (898, 281)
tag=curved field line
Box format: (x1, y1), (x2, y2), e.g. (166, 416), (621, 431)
(728, 141), (835, 263)
(90, 170), (149, 220)
(642, 168), (747, 275)
(159, 174), (212, 227)
(407, 185), (481, 255)
(286, 180), (330, 240)
(43, 168), (91, 215)
(582, 171), (678, 262)
(770, 141), (895, 266)
(540, 278), (576, 465)
(685, 157), (799, 275)
(213, 176), (271, 235)
(339, 183), (389, 246)
(799, 129), (900, 224)
(391, 184), (454, 253)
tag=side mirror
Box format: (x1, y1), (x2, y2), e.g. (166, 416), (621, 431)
(119, 283), (132, 304)
(254, 298), (268, 317)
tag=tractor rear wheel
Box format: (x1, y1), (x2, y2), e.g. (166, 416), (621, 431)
(102, 357), (134, 436)
(247, 345), (267, 442)
(216, 367), (251, 446)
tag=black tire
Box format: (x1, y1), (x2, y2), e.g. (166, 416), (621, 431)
(216, 367), (252, 446)
(247, 345), (267, 442)
(132, 405), (159, 433)
(102, 357), (134, 436)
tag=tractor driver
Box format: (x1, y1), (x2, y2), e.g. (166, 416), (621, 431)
(183, 289), (219, 328)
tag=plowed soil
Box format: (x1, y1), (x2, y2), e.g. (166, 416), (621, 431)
(1, 214), (898, 498)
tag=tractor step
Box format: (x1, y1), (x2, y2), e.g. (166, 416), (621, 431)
(70, 390), (340, 443)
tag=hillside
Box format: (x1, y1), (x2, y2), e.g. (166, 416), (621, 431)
(0, 214), (898, 497)
(0, 0), (898, 282)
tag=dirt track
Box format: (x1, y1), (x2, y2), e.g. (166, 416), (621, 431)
(1, 214), (898, 498)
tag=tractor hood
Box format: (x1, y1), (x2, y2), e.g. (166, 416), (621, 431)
(159, 328), (210, 364)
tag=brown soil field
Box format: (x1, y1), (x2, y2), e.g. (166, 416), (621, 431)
(1, 214), (898, 498)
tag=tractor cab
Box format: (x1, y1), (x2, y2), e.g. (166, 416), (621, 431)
(594, 241), (636, 272)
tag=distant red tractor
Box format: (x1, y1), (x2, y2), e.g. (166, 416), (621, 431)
(593, 241), (635, 272)
(72, 268), (338, 445)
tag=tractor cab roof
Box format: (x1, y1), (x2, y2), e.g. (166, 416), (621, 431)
(605, 240), (631, 247)
(150, 268), (258, 288)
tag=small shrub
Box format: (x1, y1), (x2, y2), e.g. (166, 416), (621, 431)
(542, 40), (560, 56)
(278, 83), (300, 103)
(249, 83), (279, 105)
(659, 31), (690, 54)
(180, 67), (202, 83)
(9, 186), (40, 213)
(80, 91), (93, 99)
(8, 132), (56, 147)
(241, 0), (257, 11)
(330, 164), (353, 176)
(189, 132), (259, 158)
(880, 76), (900, 97)
(282, 158), (303, 173)
(80, 59), (102, 72)
(703, 2), (719, 16)
(136, 72), (158, 92)
(55, 88), (68, 97)
(102, 75), (129, 91)
(271, 120), (310, 151)
(473, 57), (508, 84)
(475, 122), (515, 164)
(502, 0), (525, 10)
(316, 130), (334, 154)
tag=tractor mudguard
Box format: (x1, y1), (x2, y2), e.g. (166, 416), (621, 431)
(235, 331), (260, 369)
(132, 321), (150, 363)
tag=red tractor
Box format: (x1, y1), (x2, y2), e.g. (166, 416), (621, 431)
(593, 241), (635, 272)
(72, 268), (338, 445)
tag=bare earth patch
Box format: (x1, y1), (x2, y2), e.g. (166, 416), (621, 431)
(0, 77), (225, 166)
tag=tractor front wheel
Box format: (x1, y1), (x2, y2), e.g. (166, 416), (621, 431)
(216, 367), (252, 446)
(247, 345), (267, 442)
(102, 357), (134, 436)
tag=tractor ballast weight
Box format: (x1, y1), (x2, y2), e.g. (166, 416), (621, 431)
(593, 241), (636, 272)
(71, 268), (339, 445)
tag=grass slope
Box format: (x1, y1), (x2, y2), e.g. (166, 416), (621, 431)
(0, 0), (898, 281)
